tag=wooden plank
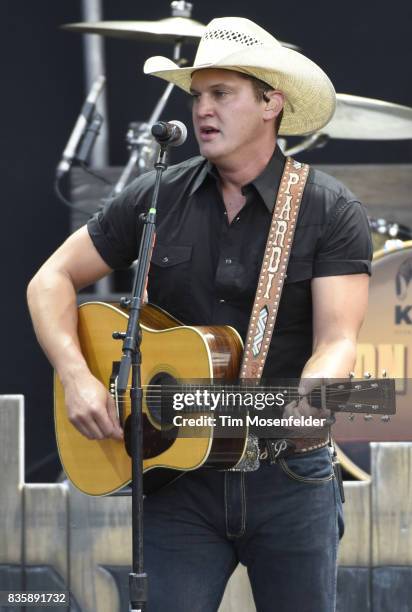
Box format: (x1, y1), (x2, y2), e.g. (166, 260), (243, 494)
(372, 567), (412, 611)
(68, 484), (132, 612)
(337, 567), (371, 612)
(338, 481), (371, 567)
(0, 396), (24, 566)
(371, 442), (412, 565)
(24, 484), (69, 591)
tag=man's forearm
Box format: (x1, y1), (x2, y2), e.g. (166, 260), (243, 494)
(301, 338), (357, 382)
(27, 269), (88, 383)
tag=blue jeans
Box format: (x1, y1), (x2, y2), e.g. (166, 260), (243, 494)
(143, 446), (344, 612)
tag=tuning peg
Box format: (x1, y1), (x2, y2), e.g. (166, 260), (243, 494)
(348, 413), (355, 421)
(382, 369), (387, 378)
(349, 371), (355, 379)
(364, 371), (372, 379)
(364, 414), (373, 421)
(381, 415), (391, 423)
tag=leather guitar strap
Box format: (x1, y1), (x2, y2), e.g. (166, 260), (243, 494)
(240, 156), (310, 379)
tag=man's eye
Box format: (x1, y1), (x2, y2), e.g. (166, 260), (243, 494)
(214, 91), (228, 98)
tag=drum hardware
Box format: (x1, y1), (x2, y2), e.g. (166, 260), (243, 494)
(369, 217), (412, 253)
(171, 1), (194, 18)
(110, 37), (190, 195)
(284, 133), (329, 156)
(59, 2), (195, 202)
(369, 216), (412, 241)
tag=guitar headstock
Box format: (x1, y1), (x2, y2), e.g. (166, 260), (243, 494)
(326, 376), (396, 417)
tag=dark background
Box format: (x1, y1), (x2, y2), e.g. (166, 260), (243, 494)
(1, 0), (411, 481)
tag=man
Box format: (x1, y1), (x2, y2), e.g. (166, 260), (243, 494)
(28, 17), (372, 612)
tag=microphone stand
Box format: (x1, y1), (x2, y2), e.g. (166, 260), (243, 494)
(114, 142), (169, 612)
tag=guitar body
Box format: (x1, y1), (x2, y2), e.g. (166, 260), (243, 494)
(54, 302), (244, 496)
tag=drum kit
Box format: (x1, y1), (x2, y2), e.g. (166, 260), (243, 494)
(63, 1), (412, 479)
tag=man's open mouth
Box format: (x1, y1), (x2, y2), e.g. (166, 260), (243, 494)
(200, 127), (220, 135)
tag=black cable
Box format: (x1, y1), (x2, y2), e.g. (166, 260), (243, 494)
(54, 177), (75, 209)
(79, 161), (113, 185)
(54, 163), (113, 214)
(54, 176), (100, 215)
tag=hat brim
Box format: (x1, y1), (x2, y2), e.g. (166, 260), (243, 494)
(144, 46), (336, 136)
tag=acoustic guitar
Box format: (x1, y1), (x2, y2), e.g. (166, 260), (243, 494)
(54, 301), (395, 496)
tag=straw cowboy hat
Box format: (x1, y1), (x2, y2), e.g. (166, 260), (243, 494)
(143, 17), (336, 136)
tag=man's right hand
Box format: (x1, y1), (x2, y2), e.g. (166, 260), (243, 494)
(63, 370), (124, 441)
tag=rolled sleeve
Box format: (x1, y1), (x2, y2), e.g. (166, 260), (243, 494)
(87, 172), (155, 270)
(313, 199), (372, 278)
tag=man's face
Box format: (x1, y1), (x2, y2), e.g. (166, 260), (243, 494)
(190, 69), (272, 165)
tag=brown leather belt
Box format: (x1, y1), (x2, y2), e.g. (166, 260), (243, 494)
(259, 436), (329, 461)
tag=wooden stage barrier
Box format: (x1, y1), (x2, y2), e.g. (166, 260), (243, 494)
(1, 395), (411, 611)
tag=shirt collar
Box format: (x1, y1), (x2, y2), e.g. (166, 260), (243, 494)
(189, 146), (286, 213)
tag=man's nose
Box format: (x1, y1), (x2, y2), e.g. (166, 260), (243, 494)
(195, 95), (214, 117)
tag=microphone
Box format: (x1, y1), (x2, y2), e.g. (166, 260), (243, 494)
(56, 75), (106, 179)
(76, 113), (104, 165)
(151, 120), (187, 146)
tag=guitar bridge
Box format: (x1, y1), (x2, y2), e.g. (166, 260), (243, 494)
(109, 361), (123, 424)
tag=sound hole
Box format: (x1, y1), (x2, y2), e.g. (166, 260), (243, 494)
(146, 372), (178, 429)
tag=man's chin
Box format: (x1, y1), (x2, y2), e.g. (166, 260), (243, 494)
(198, 143), (225, 163)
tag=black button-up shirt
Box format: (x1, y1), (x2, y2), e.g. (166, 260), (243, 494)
(88, 147), (372, 378)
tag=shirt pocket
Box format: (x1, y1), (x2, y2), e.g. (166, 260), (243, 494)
(148, 243), (193, 320)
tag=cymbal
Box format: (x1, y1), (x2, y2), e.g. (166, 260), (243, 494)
(62, 18), (206, 44)
(62, 19), (300, 50)
(321, 94), (412, 140)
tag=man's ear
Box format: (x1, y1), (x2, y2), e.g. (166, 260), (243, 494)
(263, 91), (284, 122)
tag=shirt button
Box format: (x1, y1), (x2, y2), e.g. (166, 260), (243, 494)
(162, 256), (169, 263)
(219, 299), (226, 303)
(225, 258), (232, 264)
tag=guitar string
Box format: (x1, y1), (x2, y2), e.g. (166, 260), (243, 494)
(113, 387), (385, 399)
(113, 398), (384, 408)
(109, 384), (384, 395)
(112, 390), (384, 401)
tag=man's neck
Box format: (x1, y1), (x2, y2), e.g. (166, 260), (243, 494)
(215, 141), (277, 191)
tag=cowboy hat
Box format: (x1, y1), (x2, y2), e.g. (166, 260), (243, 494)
(143, 17), (336, 136)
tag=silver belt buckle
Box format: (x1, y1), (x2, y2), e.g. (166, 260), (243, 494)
(229, 434), (260, 472)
